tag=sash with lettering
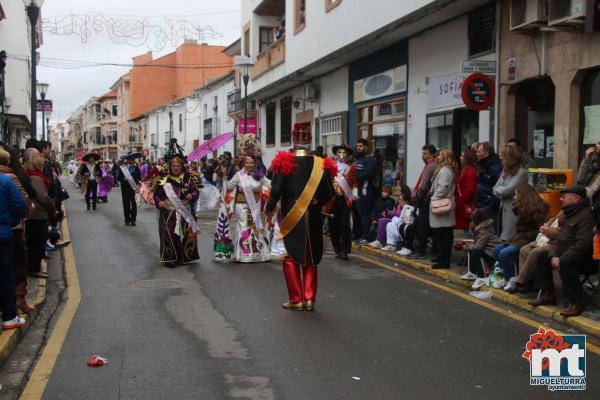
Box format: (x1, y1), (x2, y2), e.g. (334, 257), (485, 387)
(120, 165), (138, 192)
(239, 170), (264, 230)
(163, 182), (201, 234)
(335, 162), (353, 202)
(279, 156), (324, 239)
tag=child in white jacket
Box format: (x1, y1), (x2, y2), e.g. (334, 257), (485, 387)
(383, 191), (415, 253)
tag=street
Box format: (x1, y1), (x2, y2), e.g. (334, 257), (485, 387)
(15, 186), (599, 399)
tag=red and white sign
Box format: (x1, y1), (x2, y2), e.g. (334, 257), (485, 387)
(461, 73), (495, 111)
(239, 119), (257, 134)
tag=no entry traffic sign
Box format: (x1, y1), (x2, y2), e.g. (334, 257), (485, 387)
(461, 73), (495, 111)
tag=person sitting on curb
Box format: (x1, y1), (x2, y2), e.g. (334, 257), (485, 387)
(528, 185), (595, 317)
(456, 209), (497, 290)
(504, 211), (564, 294)
(491, 184), (548, 291)
(367, 184), (399, 248)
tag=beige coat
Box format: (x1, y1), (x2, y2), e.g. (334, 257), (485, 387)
(29, 175), (55, 220)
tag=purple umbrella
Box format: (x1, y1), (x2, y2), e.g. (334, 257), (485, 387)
(188, 132), (234, 161)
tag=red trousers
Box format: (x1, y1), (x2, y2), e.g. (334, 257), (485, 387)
(282, 256), (318, 303)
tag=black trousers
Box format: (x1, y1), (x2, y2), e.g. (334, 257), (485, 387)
(85, 180), (98, 209)
(415, 199), (432, 255)
(534, 252), (590, 301)
(121, 187), (137, 223)
(351, 202), (362, 240)
(433, 226), (454, 267)
(26, 219), (48, 274)
(0, 239), (16, 322)
(398, 223), (416, 251)
(329, 196), (352, 255)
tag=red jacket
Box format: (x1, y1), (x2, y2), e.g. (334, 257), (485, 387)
(455, 166), (477, 230)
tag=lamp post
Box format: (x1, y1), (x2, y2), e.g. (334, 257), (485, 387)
(36, 81), (48, 140)
(45, 110), (52, 142)
(24, 0), (45, 139)
(234, 56), (254, 156)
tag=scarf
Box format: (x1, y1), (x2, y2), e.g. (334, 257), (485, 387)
(26, 169), (52, 190)
(562, 200), (589, 218)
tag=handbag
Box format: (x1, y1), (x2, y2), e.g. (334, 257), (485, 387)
(431, 198), (452, 216)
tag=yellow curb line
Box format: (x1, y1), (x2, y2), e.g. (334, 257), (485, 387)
(20, 209), (81, 400)
(356, 244), (600, 338)
(352, 249), (600, 357)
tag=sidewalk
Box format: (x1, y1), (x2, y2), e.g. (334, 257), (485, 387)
(0, 262), (49, 368)
(354, 244), (600, 339)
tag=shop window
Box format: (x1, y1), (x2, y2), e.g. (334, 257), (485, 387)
(280, 97), (292, 146)
(468, 4), (495, 57)
(325, 0), (342, 12)
(426, 110), (479, 158)
(356, 97), (406, 185)
(320, 114), (343, 155)
(266, 102), (276, 147)
(427, 112), (453, 151)
(580, 68), (600, 158)
(294, 0), (306, 34)
(259, 27), (274, 53)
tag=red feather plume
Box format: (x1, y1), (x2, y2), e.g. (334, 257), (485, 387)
(270, 151), (297, 176)
(322, 157), (338, 177)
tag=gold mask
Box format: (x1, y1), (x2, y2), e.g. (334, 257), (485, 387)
(336, 149), (348, 159)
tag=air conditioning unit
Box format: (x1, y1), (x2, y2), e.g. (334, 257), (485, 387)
(510, 0), (548, 30)
(548, 0), (586, 25)
(304, 84), (320, 100)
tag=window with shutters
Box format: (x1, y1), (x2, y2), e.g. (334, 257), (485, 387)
(280, 97), (292, 146)
(468, 4), (495, 57)
(266, 102), (276, 147)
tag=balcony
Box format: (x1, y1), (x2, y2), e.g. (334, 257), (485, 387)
(251, 37), (285, 80)
(227, 89), (257, 116)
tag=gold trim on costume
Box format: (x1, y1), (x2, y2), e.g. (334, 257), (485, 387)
(295, 149), (311, 157)
(279, 156), (324, 239)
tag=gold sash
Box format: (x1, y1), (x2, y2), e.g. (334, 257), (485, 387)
(279, 156), (323, 239)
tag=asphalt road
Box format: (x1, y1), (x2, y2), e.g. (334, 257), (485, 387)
(37, 185), (599, 400)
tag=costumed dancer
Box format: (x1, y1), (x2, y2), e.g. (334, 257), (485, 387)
(97, 161), (114, 203)
(265, 124), (336, 311)
(328, 144), (357, 261)
(77, 152), (102, 210)
(117, 151), (142, 226)
(153, 139), (201, 268)
(226, 137), (271, 263)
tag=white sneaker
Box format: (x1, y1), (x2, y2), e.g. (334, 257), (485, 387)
(460, 272), (478, 281)
(368, 240), (383, 249)
(2, 316), (26, 330)
(503, 277), (518, 292)
(397, 248), (412, 256)
(382, 245), (396, 251)
(492, 278), (507, 289)
(471, 278), (486, 290)
(584, 279), (599, 290)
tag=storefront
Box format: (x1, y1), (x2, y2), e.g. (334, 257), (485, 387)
(349, 42), (408, 185)
(580, 68), (600, 156)
(513, 77), (555, 168)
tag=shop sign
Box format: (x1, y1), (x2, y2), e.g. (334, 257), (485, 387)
(36, 99), (53, 112)
(428, 73), (467, 110)
(508, 57), (516, 81)
(239, 119), (257, 134)
(461, 73), (495, 111)
(353, 65), (407, 103)
(461, 60), (496, 74)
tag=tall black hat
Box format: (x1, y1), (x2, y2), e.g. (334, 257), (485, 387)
(120, 151), (143, 160)
(164, 138), (187, 164)
(82, 152), (100, 162)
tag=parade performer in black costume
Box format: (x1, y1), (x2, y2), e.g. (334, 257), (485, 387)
(77, 152), (102, 210)
(265, 124), (336, 311)
(328, 144), (356, 260)
(117, 151), (142, 226)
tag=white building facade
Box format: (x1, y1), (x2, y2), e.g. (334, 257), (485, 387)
(242, 0), (498, 186)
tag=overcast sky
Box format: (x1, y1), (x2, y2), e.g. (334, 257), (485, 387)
(38, 0), (241, 124)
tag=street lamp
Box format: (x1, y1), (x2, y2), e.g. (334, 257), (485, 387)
(234, 55), (254, 156)
(36, 81), (48, 140)
(24, 0), (45, 139)
(45, 110), (52, 142)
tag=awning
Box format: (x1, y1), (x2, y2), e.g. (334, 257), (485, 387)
(4, 113), (31, 130)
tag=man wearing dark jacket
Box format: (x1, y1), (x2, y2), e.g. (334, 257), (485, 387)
(475, 142), (503, 216)
(354, 139), (377, 243)
(528, 185), (595, 317)
(117, 152), (142, 226)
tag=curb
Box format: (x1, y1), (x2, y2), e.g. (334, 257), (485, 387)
(0, 262), (49, 368)
(355, 244), (600, 338)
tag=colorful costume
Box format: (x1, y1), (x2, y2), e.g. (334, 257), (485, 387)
(76, 153), (102, 210)
(265, 125), (336, 311)
(97, 163), (114, 202)
(152, 140), (201, 267)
